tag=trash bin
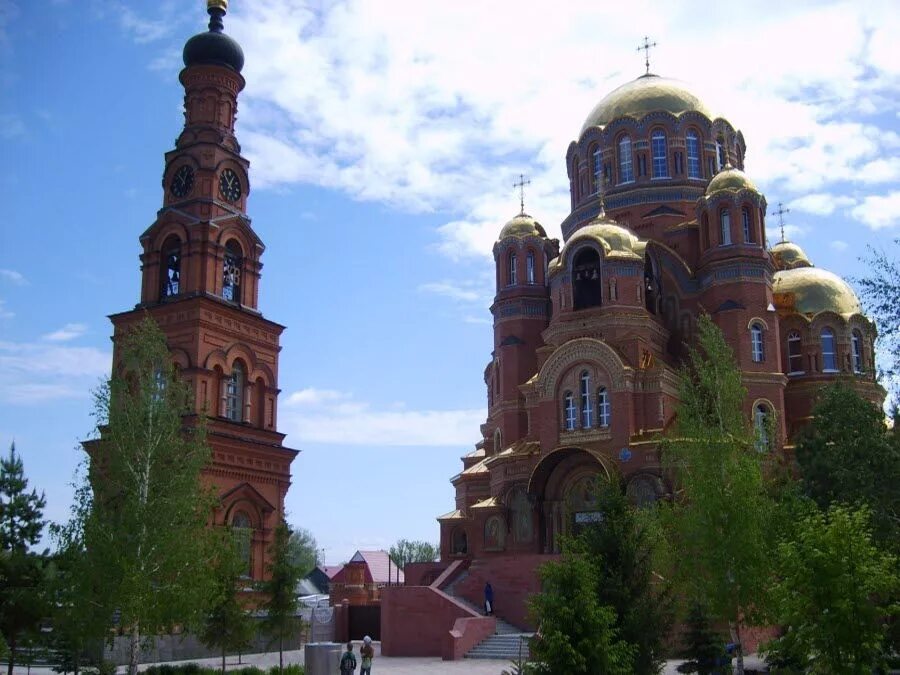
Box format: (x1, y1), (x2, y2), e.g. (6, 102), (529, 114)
(304, 642), (341, 675)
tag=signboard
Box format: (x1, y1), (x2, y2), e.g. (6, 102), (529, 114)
(575, 511), (603, 524)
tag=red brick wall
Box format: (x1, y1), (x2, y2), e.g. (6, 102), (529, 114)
(380, 586), (480, 657)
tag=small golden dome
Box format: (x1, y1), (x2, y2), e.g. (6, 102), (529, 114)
(565, 213), (646, 261)
(705, 165), (757, 195)
(499, 213), (546, 240)
(771, 241), (812, 270)
(773, 267), (862, 318)
(581, 74), (712, 135)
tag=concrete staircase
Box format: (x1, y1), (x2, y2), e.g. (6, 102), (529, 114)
(442, 570), (534, 661)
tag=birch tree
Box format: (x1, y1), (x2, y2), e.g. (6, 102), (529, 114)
(74, 317), (218, 675)
(664, 315), (773, 675)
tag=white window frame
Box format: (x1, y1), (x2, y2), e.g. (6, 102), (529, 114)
(507, 252), (517, 287)
(651, 130), (668, 179)
(618, 136), (634, 184)
(225, 364), (244, 421)
(742, 208), (752, 243)
(754, 404), (769, 452)
(592, 146), (602, 194)
(597, 387), (610, 427)
(686, 131), (701, 178)
(580, 371), (593, 428)
(526, 251), (536, 285)
(720, 209), (732, 245)
(821, 328), (838, 372)
(787, 331), (804, 374)
(751, 323), (765, 363)
(851, 330), (863, 373)
(564, 392), (577, 431)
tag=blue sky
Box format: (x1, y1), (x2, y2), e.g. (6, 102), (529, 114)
(1, 0), (898, 565)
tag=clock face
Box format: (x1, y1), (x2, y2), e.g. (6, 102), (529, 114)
(219, 169), (242, 203)
(169, 165), (194, 198)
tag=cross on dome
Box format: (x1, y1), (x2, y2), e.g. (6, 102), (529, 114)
(636, 36), (658, 75)
(513, 174), (531, 215)
(773, 202), (791, 242)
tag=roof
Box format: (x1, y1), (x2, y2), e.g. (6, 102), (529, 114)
(319, 565), (344, 579)
(346, 550), (404, 584)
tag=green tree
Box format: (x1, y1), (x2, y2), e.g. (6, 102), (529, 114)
(199, 532), (256, 674)
(0, 442), (48, 675)
(856, 239), (900, 397)
(71, 317), (220, 675)
(285, 526), (318, 576)
(260, 520), (303, 673)
(577, 478), (673, 675)
(676, 602), (728, 675)
(664, 315), (773, 675)
(795, 382), (900, 550)
(529, 539), (634, 674)
(766, 503), (899, 674)
(388, 539), (439, 569)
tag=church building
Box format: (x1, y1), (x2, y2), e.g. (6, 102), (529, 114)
(102, 0), (297, 579)
(430, 66), (884, 633)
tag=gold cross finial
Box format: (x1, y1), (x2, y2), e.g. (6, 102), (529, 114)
(773, 202), (791, 242)
(513, 174), (531, 215)
(636, 36), (657, 75)
(208, 0), (228, 11)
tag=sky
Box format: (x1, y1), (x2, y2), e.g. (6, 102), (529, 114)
(1, 0), (898, 566)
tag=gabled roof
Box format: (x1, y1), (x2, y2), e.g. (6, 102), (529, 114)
(319, 565), (344, 579)
(343, 550), (404, 584)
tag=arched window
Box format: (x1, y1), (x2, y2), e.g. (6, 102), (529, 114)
(787, 331), (804, 373)
(563, 391), (576, 431)
(571, 158), (580, 202)
(716, 135), (726, 170)
(821, 328), (837, 371)
(754, 404), (770, 451)
(750, 323), (765, 363)
(452, 528), (468, 554)
(597, 387), (610, 427)
(526, 251), (536, 284)
(591, 145), (602, 194)
(225, 362), (244, 421)
(618, 136), (634, 183)
(644, 254), (659, 314)
(572, 248), (602, 310)
(851, 330), (863, 373)
(508, 487), (533, 543)
(720, 209), (732, 245)
(507, 252), (517, 287)
(651, 130), (668, 178)
(742, 208), (753, 243)
(222, 239), (243, 302)
(686, 130), (701, 178)
(493, 428), (502, 455)
(580, 371), (592, 428)
(160, 235), (181, 300)
(232, 510), (252, 577)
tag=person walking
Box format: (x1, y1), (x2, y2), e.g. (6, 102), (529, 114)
(340, 642), (357, 674)
(484, 581), (494, 616)
(360, 635), (375, 674)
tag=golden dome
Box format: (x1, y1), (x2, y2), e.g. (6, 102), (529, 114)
(499, 213), (547, 240)
(771, 241), (812, 270)
(705, 165), (757, 195)
(773, 267), (862, 318)
(562, 212), (646, 262)
(581, 74), (712, 135)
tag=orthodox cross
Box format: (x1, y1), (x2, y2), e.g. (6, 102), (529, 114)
(513, 174), (531, 214)
(636, 36), (657, 75)
(773, 202), (791, 242)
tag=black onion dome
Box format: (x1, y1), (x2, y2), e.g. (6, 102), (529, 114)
(183, 4), (244, 73)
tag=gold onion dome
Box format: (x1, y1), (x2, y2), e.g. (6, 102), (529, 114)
(771, 241), (812, 270)
(773, 266), (862, 318)
(552, 212), (645, 272)
(705, 165), (758, 195)
(581, 73), (712, 135)
(499, 213), (547, 240)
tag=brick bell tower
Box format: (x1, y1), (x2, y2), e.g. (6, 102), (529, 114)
(108, 0), (297, 580)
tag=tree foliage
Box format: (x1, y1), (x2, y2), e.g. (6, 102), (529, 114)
(68, 317), (220, 675)
(199, 532), (256, 674)
(0, 442), (48, 675)
(856, 239), (900, 398)
(285, 526), (318, 576)
(676, 602), (728, 675)
(529, 539), (634, 674)
(664, 314), (773, 675)
(577, 478), (673, 675)
(795, 382), (900, 551)
(260, 520), (303, 673)
(765, 503), (899, 674)
(388, 539), (439, 569)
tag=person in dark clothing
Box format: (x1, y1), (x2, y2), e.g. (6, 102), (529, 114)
(484, 581), (494, 615)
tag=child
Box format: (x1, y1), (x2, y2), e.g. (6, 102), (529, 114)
(340, 641), (357, 674)
(360, 635), (374, 674)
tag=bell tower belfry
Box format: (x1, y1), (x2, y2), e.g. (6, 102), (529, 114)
(108, 0), (298, 580)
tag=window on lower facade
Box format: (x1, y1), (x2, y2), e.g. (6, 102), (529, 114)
(580, 371), (592, 428)
(788, 331), (804, 373)
(750, 323), (765, 362)
(821, 328), (837, 371)
(597, 387), (610, 427)
(754, 404), (771, 451)
(564, 392), (576, 431)
(231, 511), (253, 577)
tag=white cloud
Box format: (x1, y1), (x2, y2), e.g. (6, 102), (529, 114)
(280, 387), (484, 446)
(418, 281), (486, 304)
(851, 191), (900, 230)
(789, 193), (856, 217)
(0, 340), (109, 404)
(0, 268), (26, 285)
(0, 299), (12, 319)
(830, 240), (849, 252)
(42, 323), (88, 342)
